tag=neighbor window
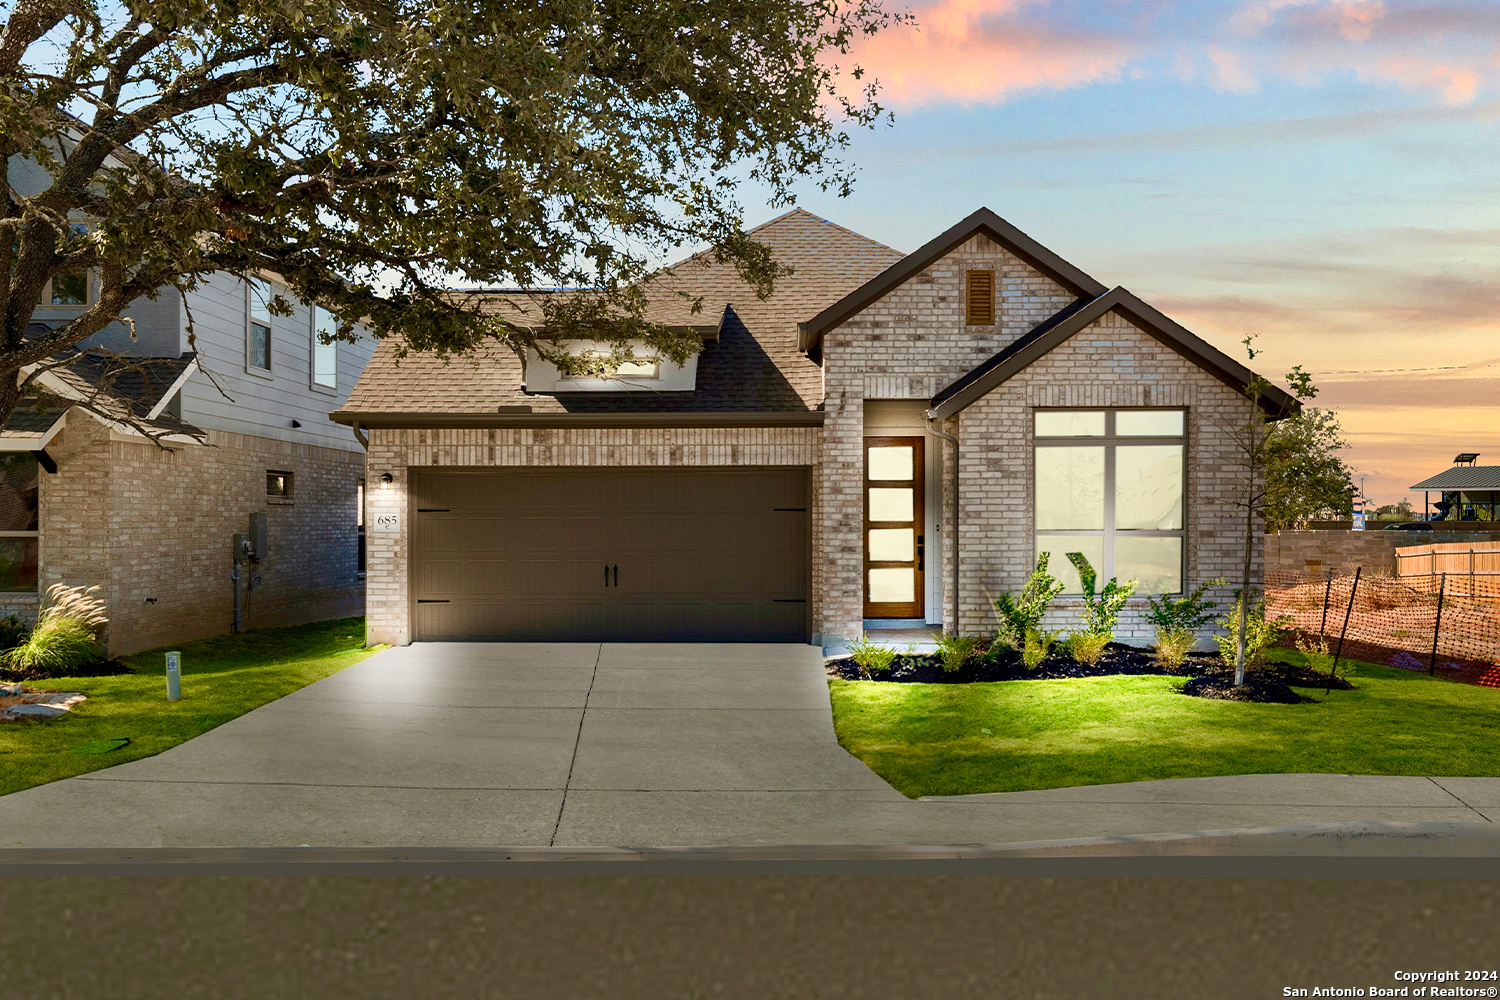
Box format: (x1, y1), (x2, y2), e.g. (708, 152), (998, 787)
(965, 270), (995, 326)
(1034, 409), (1185, 595)
(0, 453), (40, 592)
(313, 306), (338, 389)
(266, 470), (293, 503)
(37, 223), (93, 307)
(356, 479), (366, 576)
(248, 278), (273, 372)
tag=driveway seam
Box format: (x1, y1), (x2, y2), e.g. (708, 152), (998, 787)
(1426, 777), (1493, 822)
(551, 643), (604, 846)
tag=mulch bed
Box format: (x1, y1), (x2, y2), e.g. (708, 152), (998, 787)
(826, 641), (1356, 701)
(0, 659), (132, 683)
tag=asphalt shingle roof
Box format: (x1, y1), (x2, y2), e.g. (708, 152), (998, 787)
(341, 208), (906, 415)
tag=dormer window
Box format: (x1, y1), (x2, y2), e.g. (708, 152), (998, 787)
(965, 270), (995, 326)
(560, 353), (661, 380)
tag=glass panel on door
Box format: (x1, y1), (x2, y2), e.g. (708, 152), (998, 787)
(864, 435), (924, 619)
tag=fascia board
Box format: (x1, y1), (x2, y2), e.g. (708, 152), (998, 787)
(144, 357), (200, 420)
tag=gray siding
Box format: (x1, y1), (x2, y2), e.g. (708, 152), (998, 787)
(177, 272), (374, 453)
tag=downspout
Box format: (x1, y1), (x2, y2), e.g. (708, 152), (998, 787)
(925, 413), (960, 636)
(351, 420), (369, 450)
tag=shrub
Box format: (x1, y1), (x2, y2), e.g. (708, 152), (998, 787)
(1, 585), (108, 675)
(0, 614), (26, 651)
(988, 554), (1064, 651)
(1145, 579), (1224, 633)
(1066, 552), (1137, 640)
(847, 634), (897, 678)
(1213, 595), (1292, 672)
(1021, 628), (1061, 671)
(1065, 630), (1110, 666)
(1154, 627), (1196, 669)
(1295, 633), (1348, 676)
(933, 632), (979, 673)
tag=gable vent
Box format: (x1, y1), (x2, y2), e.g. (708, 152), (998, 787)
(965, 270), (995, 326)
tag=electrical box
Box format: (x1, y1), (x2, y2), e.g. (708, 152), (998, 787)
(248, 513), (268, 563)
(232, 532), (250, 564)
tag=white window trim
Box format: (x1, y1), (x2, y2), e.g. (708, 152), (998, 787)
(310, 305), (339, 394)
(36, 222), (96, 309)
(245, 278), (275, 380)
(1033, 407), (1188, 596)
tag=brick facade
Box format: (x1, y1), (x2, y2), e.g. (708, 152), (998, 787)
(35, 415), (364, 655)
(363, 425), (823, 646)
(818, 242), (1259, 646)
(818, 234), (1079, 642)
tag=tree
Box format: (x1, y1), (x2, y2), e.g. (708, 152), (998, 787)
(0, 0), (907, 426)
(1218, 342), (1318, 686)
(1263, 405), (1357, 532)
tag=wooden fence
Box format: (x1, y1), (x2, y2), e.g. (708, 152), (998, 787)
(1395, 540), (1500, 600)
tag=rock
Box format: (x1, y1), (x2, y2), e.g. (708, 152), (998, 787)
(4, 703), (69, 718)
(0, 683), (25, 696)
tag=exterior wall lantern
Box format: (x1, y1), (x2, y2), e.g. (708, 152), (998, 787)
(379, 473), (393, 489)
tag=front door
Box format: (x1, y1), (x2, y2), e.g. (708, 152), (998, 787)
(864, 436), (924, 619)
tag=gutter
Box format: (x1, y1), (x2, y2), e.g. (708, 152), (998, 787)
(925, 412), (960, 637)
(329, 410), (827, 430)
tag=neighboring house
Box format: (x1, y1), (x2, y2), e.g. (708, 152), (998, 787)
(3, 155), (377, 653)
(336, 208), (1295, 647)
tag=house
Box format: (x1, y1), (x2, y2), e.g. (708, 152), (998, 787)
(2, 266), (376, 655)
(335, 208), (1295, 647)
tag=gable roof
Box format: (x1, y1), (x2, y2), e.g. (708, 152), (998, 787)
(796, 207), (1109, 354)
(337, 208), (905, 422)
(928, 287), (1300, 421)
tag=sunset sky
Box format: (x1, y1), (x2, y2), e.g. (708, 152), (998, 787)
(750, 0), (1500, 508)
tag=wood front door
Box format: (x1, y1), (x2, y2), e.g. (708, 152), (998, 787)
(863, 436), (924, 619)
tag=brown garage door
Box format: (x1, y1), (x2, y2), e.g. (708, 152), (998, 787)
(410, 468), (810, 642)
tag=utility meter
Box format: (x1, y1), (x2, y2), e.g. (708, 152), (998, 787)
(248, 513), (268, 563)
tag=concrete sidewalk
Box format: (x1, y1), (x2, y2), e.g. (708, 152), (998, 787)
(0, 642), (1495, 848)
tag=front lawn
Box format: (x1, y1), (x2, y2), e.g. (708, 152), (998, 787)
(0, 617), (382, 797)
(830, 651), (1500, 798)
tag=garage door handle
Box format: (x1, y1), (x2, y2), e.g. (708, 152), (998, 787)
(613, 564), (618, 587)
(417, 599), (450, 604)
(604, 564), (609, 587)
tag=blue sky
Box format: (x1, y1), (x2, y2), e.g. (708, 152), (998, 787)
(747, 0), (1500, 507)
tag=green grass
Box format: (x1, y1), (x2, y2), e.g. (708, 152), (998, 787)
(829, 651), (1500, 798)
(0, 617), (383, 797)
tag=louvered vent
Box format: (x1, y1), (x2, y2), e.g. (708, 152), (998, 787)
(965, 270), (995, 326)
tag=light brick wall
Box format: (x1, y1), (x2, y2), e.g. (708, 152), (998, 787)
(40, 416), (365, 655)
(956, 311), (1258, 643)
(1266, 531), (1405, 577)
(819, 234), (1078, 642)
(364, 425), (823, 646)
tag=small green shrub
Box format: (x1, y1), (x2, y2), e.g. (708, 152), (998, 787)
(1295, 634), (1349, 676)
(1214, 595), (1293, 671)
(988, 554), (1064, 651)
(933, 632), (979, 673)
(847, 634), (897, 677)
(1145, 579), (1224, 632)
(1021, 628), (1061, 670)
(0, 614), (27, 651)
(1153, 627), (1196, 669)
(1065, 630), (1110, 666)
(1066, 553), (1137, 640)
(1, 584), (108, 675)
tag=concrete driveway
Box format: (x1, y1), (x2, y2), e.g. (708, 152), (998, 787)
(0, 642), (1495, 848)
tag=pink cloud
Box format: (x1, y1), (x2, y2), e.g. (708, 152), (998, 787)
(848, 0), (1137, 106)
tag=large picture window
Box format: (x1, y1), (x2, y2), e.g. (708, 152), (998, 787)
(1034, 409), (1184, 595)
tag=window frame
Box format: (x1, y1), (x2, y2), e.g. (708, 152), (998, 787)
(1032, 407), (1187, 596)
(245, 277), (275, 377)
(557, 352), (662, 381)
(266, 469), (294, 505)
(311, 305), (339, 392)
(0, 453), (41, 593)
(36, 222), (95, 309)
